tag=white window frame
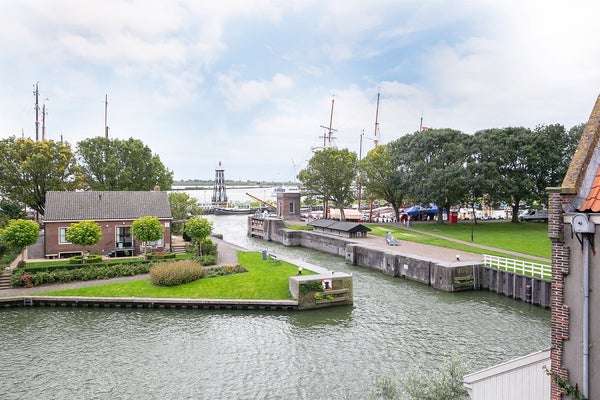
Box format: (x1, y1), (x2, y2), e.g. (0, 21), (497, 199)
(59, 227), (71, 244)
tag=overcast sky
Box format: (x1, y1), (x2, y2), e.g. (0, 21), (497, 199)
(1, 0), (599, 182)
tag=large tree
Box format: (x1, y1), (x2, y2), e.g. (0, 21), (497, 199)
(0, 137), (79, 215)
(297, 147), (358, 221)
(77, 137), (174, 191)
(360, 144), (407, 221)
(472, 127), (536, 222)
(0, 199), (26, 228)
(528, 123), (582, 202)
(400, 129), (471, 223)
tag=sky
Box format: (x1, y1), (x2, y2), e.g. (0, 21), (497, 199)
(1, 0), (599, 182)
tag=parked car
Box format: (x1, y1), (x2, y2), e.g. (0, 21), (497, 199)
(519, 209), (548, 222)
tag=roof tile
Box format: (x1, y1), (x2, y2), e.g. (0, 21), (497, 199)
(44, 191), (172, 221)
(580, 166), (600, 212)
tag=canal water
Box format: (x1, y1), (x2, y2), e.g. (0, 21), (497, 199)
(0, 214), (550, 399)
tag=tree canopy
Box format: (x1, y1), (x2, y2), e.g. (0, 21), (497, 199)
(184, 217), (212, 255)
(168, 192), (202, 234)
(360, 144), (406, 221)
(0, 219), (40, 263)
(297, 147), (357, 221)
(65, 220), (102, 248)
(0, 137), (79, 215)
(77, 137), (174, 191)
(131, 216), (165, 256)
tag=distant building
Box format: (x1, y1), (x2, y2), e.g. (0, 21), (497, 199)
(308, 219), (371, 238)
(44, 190), (172, 258)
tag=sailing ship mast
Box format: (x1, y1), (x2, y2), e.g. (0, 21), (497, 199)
(319, 96), (337, 148)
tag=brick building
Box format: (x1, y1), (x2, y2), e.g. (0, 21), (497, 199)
(549, 94), (600, 399)
(43, 190), (172, 258)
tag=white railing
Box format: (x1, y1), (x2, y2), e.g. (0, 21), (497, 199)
(483, 255), (551, 281)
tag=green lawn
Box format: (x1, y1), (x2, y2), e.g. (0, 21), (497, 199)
(366, 221), (550, 261)
(36, 252), (314, 299)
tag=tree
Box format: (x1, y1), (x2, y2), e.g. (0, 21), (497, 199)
(77, 137), (174, 191)
(65, 220), (102, 261)
(400, 129), (471, 223)
(473, 127), (536, 222)
(168, 192), (202, 234)
(184, 217), (213, 256)
(0, 199), (26, 228)
(0, 137), (80, 215)
(0, 219), (40, 264)
(528, 123), (583, 202)
(297, 147), (358, 221)
(131, 216), (165, 257)
(360, 144), (407, 221)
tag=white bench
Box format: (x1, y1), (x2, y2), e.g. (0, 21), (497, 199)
(268, 253), (280, 264)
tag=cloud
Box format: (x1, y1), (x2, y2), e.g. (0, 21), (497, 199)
(217, 72), (294, 111)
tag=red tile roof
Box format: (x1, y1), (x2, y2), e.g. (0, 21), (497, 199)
(580, 165), (600, 211)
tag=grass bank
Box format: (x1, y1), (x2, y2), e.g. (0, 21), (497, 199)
(37, 252), (313, 299)
(365, 221), (550, 262)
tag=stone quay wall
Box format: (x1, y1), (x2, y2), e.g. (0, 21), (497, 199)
(251, 218), (551, 307)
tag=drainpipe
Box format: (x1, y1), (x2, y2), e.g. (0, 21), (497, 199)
(583, 234), (590, 398)
(572, 213), (594, 398)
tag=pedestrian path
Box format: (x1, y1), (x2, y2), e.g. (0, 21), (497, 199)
(401, 225), (551, 263)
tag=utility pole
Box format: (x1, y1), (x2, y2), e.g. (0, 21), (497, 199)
(104, 94), (109, 138)
(42, 102), (47, 140)
(358, 130), (364, 209)
(41, 98), (49, 140)
(33, 82), (40, 141)
(373, 89), (380, 148)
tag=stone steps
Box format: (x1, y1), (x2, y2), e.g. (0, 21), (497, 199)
(0, 270), (13, 290)
(172, 245), (187, 255)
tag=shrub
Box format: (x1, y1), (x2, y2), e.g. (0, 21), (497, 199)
(300, 280), (323, 295)
(205, 265), (248, 278)
(146, 252), (176, 260)
(150, 260), (205, 287)
(69, 255), (102, 264)
(9, 262), (154, 287)
(197, 254), (217, 266)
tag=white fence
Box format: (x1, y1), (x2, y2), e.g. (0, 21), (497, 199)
(483, 255), (551, 281)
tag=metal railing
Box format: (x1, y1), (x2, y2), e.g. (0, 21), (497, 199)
(483, 255), (551, 281)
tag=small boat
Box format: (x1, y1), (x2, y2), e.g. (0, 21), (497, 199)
(214, 207), (257, 215)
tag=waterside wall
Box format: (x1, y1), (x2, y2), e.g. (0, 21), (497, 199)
(249, 217), (551, 308)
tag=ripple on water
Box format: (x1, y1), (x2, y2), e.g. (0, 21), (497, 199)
(0, 215), (550, 399)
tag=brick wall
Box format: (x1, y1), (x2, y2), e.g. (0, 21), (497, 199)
(549, 189), (574, 400)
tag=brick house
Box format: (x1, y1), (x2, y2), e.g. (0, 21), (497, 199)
(43, 190), (172, 258)
(549, 94), (600, 399)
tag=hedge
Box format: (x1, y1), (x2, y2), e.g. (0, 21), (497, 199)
(11, 262), (153, 287)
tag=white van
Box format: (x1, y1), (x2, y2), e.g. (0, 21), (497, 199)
(519, 209), (548, 222)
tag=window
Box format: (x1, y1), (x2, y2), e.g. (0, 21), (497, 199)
(115, 226), (132, 248)
(59, 227), (71, 244)
(289, 202), (295, 213)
